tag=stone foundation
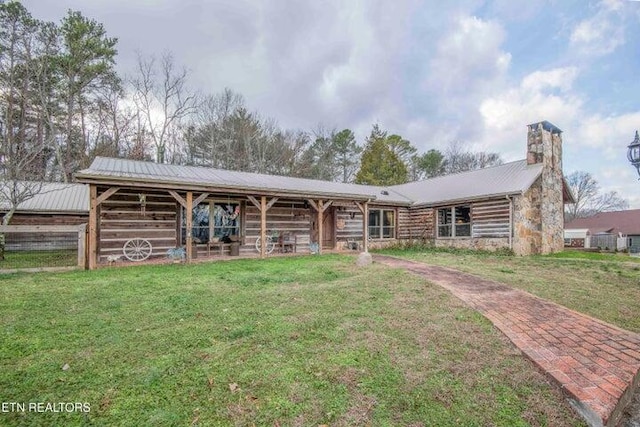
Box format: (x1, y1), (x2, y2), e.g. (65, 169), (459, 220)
(434, 237), (510, 252)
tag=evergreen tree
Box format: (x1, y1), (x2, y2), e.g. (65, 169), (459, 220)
(355, 124), (408, 185)
(58, 10), (119, 180)
(332, 128), (360, 183)
(415, 149), (446, 179)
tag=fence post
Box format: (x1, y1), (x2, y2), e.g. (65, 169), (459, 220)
(78, 224), (88, 269)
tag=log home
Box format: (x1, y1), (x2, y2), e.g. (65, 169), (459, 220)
(75, 120), (574, 268)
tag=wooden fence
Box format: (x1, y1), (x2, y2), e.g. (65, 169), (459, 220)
(0, 224), (87, 269)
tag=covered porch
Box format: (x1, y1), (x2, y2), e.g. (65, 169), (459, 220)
(83, 184), (373, 269)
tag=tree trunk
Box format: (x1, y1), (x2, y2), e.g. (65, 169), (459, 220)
(0, 209), (16, 261)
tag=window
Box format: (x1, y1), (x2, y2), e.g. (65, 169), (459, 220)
(437, 206), (471, 238)
(182, 202), (241, 244)
(368, 209), (395, 239)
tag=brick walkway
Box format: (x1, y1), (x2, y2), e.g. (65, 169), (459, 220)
(373, 255), (640, 427)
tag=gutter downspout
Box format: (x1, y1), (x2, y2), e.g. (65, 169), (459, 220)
(507, 195), (513, 251)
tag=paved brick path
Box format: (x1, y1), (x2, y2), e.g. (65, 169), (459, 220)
(373, 255), (640, 427)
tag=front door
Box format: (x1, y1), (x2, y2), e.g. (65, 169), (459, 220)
(322, 207), (335, 250)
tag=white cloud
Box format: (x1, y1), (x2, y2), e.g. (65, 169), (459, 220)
(521, 67), (579, 94)
(426, 15), (511, 98)
(478, 67), (583, 158)
(569, 0), (625, 56)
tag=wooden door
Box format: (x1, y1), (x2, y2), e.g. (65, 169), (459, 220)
(322, 207), (335, 249)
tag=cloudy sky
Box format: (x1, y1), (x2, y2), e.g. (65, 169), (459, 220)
(25, 0), (640, 207)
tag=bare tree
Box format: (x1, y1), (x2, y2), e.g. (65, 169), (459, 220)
(444, 141), (503, 174)
(565, 171), (629, 221)
(131, 52), (199, 164)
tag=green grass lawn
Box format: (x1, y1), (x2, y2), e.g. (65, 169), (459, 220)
(0, 249), (77, 270)
(545, 249), (640, 263)
(380, 247), (640, 333)
(0, 255), (583, 426)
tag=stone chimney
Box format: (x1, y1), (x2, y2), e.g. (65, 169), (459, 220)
(527, 120), (563, 170)
(513, 121), (565, 255)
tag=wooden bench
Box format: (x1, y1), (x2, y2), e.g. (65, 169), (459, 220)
(207, 241), (232, 256)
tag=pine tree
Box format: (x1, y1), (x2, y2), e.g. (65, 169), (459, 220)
(355, 124), (408, 185)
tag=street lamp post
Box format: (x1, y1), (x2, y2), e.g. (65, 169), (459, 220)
(629, 131), (640, 179)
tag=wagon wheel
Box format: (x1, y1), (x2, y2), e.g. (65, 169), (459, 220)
(123, 238), (153, 261)
(255, 235), (276, 254)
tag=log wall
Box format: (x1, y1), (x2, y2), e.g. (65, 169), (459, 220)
(242, 199), (311, 255)
(335, 203), (364, 249)
(471, 199), (510, 238)
(98, 189), (177, 263)
(399, 206), (435, 240)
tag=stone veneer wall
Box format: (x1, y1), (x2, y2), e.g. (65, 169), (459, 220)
(513, 184), (542, 256)
(513, 123), (565, 255)
(539, 130), (565, 254)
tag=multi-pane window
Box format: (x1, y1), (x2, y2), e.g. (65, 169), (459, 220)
(437, 206), (471, 238)
(368, 209), (395, 239)
(182, 202), (241, 243)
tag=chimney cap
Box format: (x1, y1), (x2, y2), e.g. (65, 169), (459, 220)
(528, 120), (562, 135)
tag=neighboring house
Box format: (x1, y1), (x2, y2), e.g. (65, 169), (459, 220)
(564, 209), (640, 252)
(75, 120), (574, 268)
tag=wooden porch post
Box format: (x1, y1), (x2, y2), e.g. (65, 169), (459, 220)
(88, 185), (98, 270)
(317, 200), (323, 255)
(260, 196), (267, 258)
(186, 192), (193, 262)
(87, 185), (121, 269)
(363, 201), (369, 253)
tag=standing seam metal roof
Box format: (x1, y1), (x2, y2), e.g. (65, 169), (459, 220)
(391, 160), (543, 206)
(75, 157), (544, 207)
(77, 157), (412, 204)
(0, 182), (89, 213)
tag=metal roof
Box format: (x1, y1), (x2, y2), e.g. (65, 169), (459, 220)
(75, 157), (546, 207)
(76, 157), (413, 205)
(565, 209), (640, 236)
(0, 182), (89, 213)
(390, 160), (543, 206)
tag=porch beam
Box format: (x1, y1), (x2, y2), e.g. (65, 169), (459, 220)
(168, 190), (187, 209)
(186, 192), (193, 262)
(260, 196), (267, 258)
(193, 193), (209, 208)
(96, 187), (120, 206)
(88, 185), (98, 270)
(354, 201), (365, 214)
